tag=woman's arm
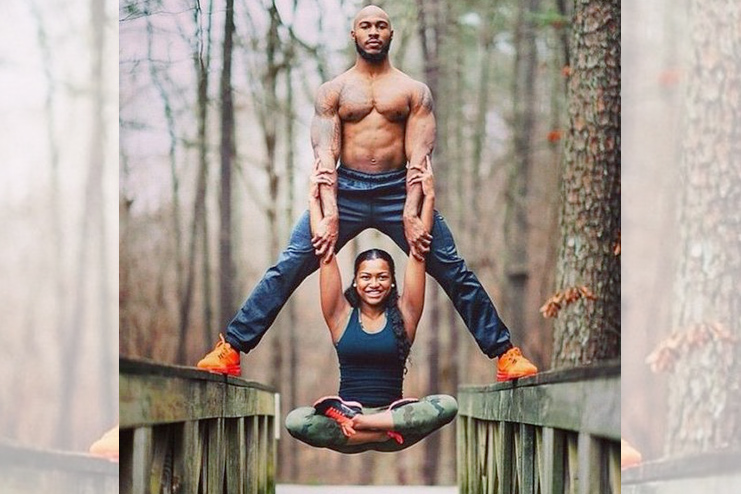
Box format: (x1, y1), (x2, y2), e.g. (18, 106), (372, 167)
(398, 156), (435, 343)
(309, 161), (350, 342)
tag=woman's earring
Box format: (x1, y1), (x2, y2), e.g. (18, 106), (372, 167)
(353, 283), (357, 287)
(391, 283), (395, 287)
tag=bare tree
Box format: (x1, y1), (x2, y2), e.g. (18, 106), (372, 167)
(57, 0), (112, 447)
(177, 0), (216, 363)
(219, 0), (237, 328)
(503, 0), (540, 338)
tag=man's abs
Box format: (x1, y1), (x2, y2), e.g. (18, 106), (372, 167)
(340, 113), (407, 173)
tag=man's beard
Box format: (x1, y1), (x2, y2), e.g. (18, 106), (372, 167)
(355, 39), (392, 63)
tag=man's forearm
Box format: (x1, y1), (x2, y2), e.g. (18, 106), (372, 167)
(404, 181), (423, 218)
(404, 149), (429, 217)
(315, 152), (338, 217)
(320, 185), (338, 217)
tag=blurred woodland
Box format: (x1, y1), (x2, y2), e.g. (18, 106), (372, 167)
(119, 0), (620, 485)
(624, 0), (741, 465)
(0, 0), (118, 453)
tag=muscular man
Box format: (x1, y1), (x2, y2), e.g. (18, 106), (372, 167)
(198, 5), (537, 382)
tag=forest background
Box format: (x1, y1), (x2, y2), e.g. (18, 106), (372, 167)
(2, 0), (704, 487)
(120, 0), (575, 484)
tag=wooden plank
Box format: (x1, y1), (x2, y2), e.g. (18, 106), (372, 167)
(204, 418), (225, 494)
(466, 417), (479, 493)
(459, 361), (619, 392)
(120, 372), (225, 427)
(577, 433), (600, 494)
(520, 423), (536, 494)
(0, 443), (119, 494)
(120, 357), (275, 393)
(607, 440), (619, 494)
(487, 422), (495, 494)
(566, 434), (578, 494)
(266, 416), (277, 494)
(514, 425), (521, 493)
(621, 472), (741, 494)
(120, 428), (133, 494)
(131, 427), (153, 494)
(259, 416), (270, 492)
(225, 418), (246, 494)
(148, 426), (172, 494)
(477, 420), (488, 492)
(456, 413), (466, 492)
(541, 427), (564, 494)
(622, 449), (741, 484)
(500, 422), (514, 494)
(173, 420), (203, 493)
(224, 385), (277, 418)
(458, 375), (619, 441)
(121, 358), (277, 427)
(246, 416), (260, 494)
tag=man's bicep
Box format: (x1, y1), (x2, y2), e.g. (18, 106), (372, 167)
(311, 85), (341, 168)
(405, 84), (436, 163)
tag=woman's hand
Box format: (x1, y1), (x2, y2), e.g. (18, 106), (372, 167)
(309, 158), (334, 201)
(407, 155), (435, 198)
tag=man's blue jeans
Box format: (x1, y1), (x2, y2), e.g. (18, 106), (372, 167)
(224, 166), (513, 358)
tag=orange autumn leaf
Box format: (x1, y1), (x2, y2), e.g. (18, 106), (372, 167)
(540, 285), (597, 319)
(658, 68), (682, 87)
(547, 130), (563, 143)
(614, 231), (621, 255)
(646, 322), (737, 373)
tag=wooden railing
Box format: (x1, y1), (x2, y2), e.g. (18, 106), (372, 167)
(622, 449), (741, 492)
(457, 362), (620, 494)
(120, 357), (279, 494)
(0, 441), (118, 493)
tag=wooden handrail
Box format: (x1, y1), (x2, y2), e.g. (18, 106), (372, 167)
(0, 441), (118, 493)
(622, 449), (741, 492)
(120, 357), (278, 494)
(457, 362), (620, 494)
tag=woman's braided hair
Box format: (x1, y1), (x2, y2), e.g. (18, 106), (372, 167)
(344, 249), (411, 372)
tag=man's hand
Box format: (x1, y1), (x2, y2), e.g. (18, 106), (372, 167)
(312, 214), (339, 263)
(404, 214), (432, 260)
(405, 155), (434, 260)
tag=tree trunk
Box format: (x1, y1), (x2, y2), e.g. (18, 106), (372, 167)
(664, 0), (741, 457)
(179, 0), (214, 364)
(283, 14), (299, 482)
(416, 0), (446, 484)
(146, 11), (184, 354)
(504, 0), (539, 339)
(200, 0), (215, 351)
(218, 0), (236, 328)
(57, 0), (110, 446)
(551, 0), (620, 368)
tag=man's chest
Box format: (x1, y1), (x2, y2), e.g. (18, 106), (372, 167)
(338, 82), (411, 123)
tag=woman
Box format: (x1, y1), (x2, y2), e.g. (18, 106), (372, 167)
(284, 158), (458, 454)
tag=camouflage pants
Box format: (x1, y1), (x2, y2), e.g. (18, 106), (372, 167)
(284, 394), (458, 454)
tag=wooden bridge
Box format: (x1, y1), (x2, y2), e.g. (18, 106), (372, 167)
(0, 440), (118, 493)
(114, 358), (621, 493)
(622, 450), (741, 492)
(457, 362), (620, 493)
(0, 359), (620, 493)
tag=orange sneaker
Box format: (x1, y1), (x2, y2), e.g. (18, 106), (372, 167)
(89, 425), (119, 463)
(496, 347), (538, 381)
(621, 439), (642, 469)
(197, 334), (241, 376)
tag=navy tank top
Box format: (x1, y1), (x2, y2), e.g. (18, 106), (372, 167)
(335, 307), (405, 407)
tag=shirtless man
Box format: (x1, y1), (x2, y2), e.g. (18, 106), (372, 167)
(198, 5), (537, 382)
